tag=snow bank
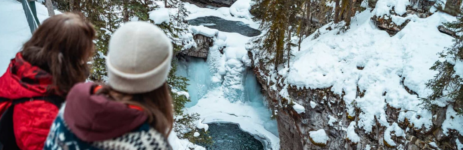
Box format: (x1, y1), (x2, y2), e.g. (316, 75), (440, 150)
(168, 130), (205, 150)
(172, 88), (190, 99)
(457, 138), (463, 150)
(454, 60), (463, 77)
(391, 15), (408, 26)
(196, 120), (209, 131)
(429, 142), (438, 148)
(189, 25), (218, 37)
(328, 115), (337, 126)
(217, 7), (231, 17)
(149, 8), (170, 24)
(287, 10), (456, 133)
(347, 122), (360, 143)
(229, 0), (252, 19)
(442, 105), (463, 135)
(310, 101), (318, 108)
(309, 129), (329, 144)
(292, 102), (305, 114)
(374, 0), (410, 16)
(383, 123), (405, 146)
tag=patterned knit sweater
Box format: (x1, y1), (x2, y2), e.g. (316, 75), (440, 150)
(44, 106), (172, 150)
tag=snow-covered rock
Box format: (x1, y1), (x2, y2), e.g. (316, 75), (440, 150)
(346, 122), (360, 143)
(168, 130), (205, 150)
(309, 129), (329, 145)
(229, 0), (251, 19)
(149, 8), (170, 24)
(292, 102), (305, 114)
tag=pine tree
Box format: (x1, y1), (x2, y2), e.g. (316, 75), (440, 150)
(425, 14), (463, 114)
(251, 0), (306, 70)
(332, 0), (354, 28)
(334, 0), (341, 23)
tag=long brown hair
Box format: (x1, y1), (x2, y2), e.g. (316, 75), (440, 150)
(97, 83), (174, 138)
(21, 13), (96, 94)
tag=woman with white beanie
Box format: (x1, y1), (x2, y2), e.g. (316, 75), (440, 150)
(44, 21), (174, 150)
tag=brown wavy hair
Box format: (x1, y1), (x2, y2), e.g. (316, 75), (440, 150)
(21, 13), (96, 94)
(97, 83), (174, 138)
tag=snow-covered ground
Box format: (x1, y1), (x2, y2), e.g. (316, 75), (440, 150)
(0, 0), (59, 75)
(174, 0), (280, 149)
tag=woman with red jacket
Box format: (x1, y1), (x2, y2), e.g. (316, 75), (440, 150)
(0, 13), (95, 150)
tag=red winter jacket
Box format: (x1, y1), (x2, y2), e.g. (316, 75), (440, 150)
(0, 53), (62, 150)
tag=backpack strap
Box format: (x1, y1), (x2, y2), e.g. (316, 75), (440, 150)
(0, 96), (65, 150)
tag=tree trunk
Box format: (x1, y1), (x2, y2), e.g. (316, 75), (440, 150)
(74, 0), (82, 11)
(306, 0), (311, 35)
(165, 0), (168, 8)
(334, 0), (340, 23)
(70, 0), (74, 11)
(109, 1), (112, 31)
(46, 0), (55, 16)
(345, 0), (353, 26)
(123, 0), (129, 22)
(286, 25), (292, 69)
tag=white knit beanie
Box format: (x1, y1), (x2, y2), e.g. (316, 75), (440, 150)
(106, 21), (172, 94)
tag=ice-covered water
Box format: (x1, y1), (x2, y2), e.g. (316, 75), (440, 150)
(197, 123), (264, 150)
(188, 16), (261, 37)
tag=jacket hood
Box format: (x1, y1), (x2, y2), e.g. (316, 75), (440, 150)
(63, 82), (148, 142)
(0, 53), (58, 99)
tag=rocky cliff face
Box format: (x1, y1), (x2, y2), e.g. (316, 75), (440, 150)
(246, 1), (463, 149)
(251, 57), (463, 149)
(179, 34), (213, 59)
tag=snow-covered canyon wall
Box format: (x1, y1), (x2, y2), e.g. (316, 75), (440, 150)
(249, 1), (463, 149)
